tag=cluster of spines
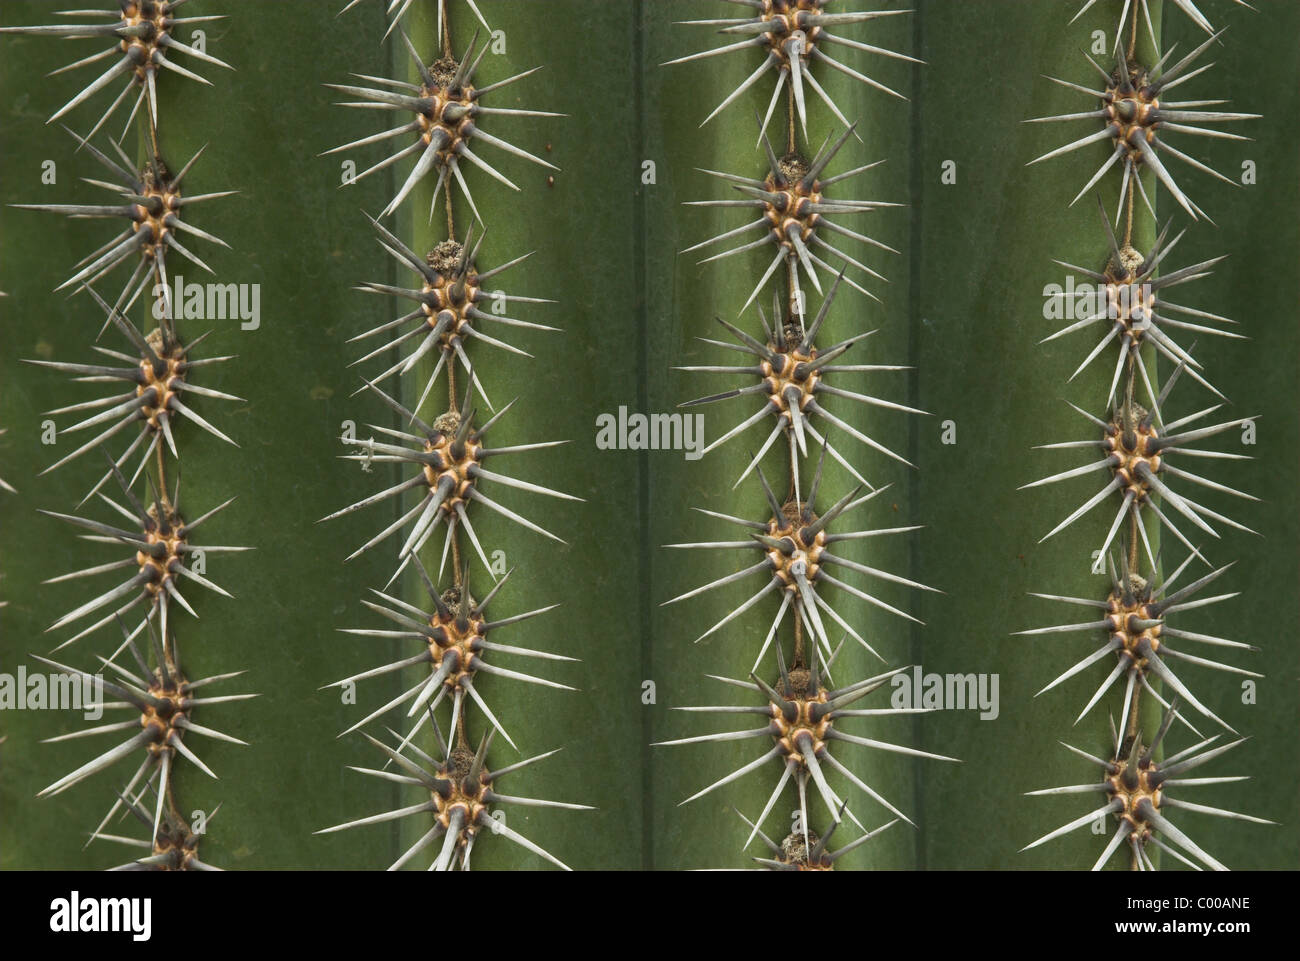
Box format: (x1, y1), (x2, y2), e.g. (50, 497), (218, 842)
(2, 0), (248, 868)
(319, 0), (588, 870)
(732, 801), (898, 871)
(659, 2), (950, 870)
(1019, 0), (1270, 870)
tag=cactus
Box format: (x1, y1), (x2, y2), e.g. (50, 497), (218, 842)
(1, 0), (1295, 873)
(648, 0), (955, 871)
(1016, 0), (1275, 871)
(1, 0), (250, 869)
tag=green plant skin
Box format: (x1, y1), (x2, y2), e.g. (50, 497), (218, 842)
(646, 0), (922, 871)
(906, 1), (1159, 870)
(389, 0), (648, 870)
(910, 0), (1299, 870)
(0, 0), (409, 869)
(1145, 1), (1300, 870)
(0, 0), (1294, 872)
(0, 0), (646, 874)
